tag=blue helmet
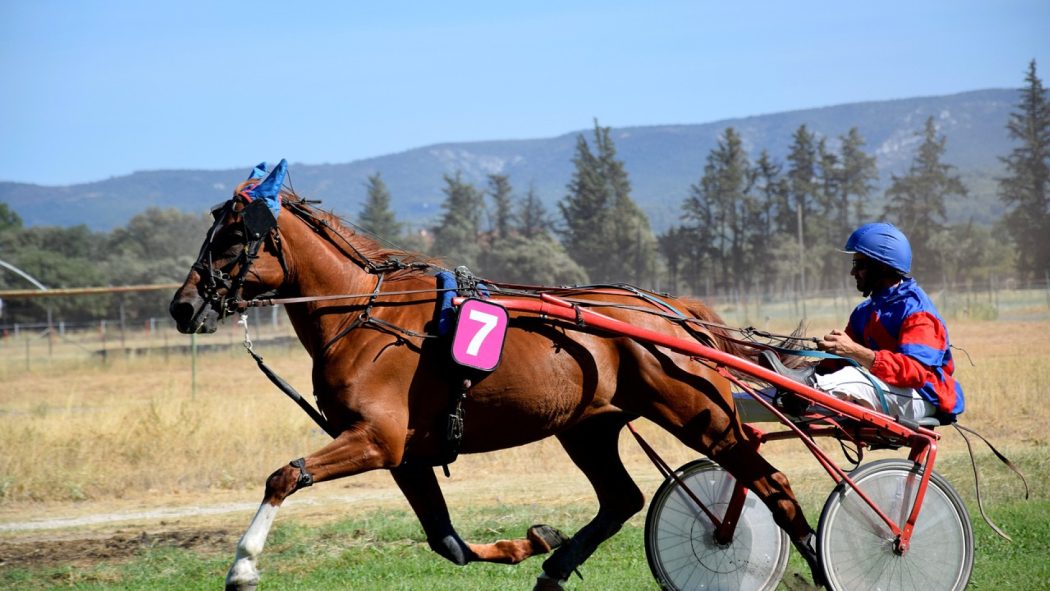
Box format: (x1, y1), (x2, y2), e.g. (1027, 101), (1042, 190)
(844, 222), (912, 274)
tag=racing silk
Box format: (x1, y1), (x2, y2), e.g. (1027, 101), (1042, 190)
(845, 278), (965, 419)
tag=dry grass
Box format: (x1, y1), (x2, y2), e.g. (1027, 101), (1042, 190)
(1, 315), (1048, 513)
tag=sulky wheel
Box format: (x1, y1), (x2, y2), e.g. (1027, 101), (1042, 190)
(644, 459), (789, 591)
(817, 459), (974, 591)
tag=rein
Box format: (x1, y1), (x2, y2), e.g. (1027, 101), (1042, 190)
(204, 196), (812, 356)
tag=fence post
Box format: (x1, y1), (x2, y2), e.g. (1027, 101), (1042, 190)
(1045, 271), (1049, 308)
(119, 300), (127, 357)
(47, 306), (54, 359)
(191, 333), (198, 400)
(99, 319), (107, 365)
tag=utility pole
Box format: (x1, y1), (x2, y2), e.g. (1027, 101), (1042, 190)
(796, 200), (807, 318)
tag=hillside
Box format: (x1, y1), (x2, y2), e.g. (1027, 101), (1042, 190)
(0, 89), (1017, 232)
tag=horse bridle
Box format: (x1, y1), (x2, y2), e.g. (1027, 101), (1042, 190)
(191, 195), (289, 318)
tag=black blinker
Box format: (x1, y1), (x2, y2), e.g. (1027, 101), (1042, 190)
(242, 199), (278, 239)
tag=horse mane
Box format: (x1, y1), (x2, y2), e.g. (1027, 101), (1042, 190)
(233, 181), (442, 281)
(676, 296), (758, 361)
(679, 294), (813, 369)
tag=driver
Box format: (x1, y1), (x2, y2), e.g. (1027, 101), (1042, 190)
(813, 222), (965, 423)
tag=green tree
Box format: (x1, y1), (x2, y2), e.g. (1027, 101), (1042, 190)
(751, 150), (789, 289)
(929, 222), (1014, 288)
(683, 127), (753, 293)
(2, 225), (109, 321)
(103, 207), (211, 321)
(883, 117), (967, 280)
(657, 226), (688, 293)
(483, 234), (588, 285)
(839, 127), (879, 228)
(487, 174), (516, 241)
(0, 202), (22, 235)
(998, 60), (1050, 280)
(785, 125), (820, 300)
(358, 173), (403, 240)
(560, 120), (656, 285)
(560, 129), (613, 280)
(431, 172), (485, 269)
(598, 123), (658, 286)
(519, 185), (552, 239)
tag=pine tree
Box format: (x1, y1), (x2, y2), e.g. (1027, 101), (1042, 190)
(596, 124), (658, 286)
(431, 172), (485, 269)
(883, 117), (967, 280)
(658, 226), (689, 293)
(786, 125), (819, 301)
(519, 185), (551, 239)
(839, 127), (879, 228)
(560, 120), (656, 284)
(487, 174), (515, 241)
(751, 151), (788, 288)
(357, 173), (403, 240)
(813, 137), (842, 290)
(560, 132), (610, 278)
(998, 60), (1050, 280)
(683, 128), (752, 292)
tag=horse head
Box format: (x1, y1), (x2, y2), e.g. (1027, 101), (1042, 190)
(170, 160), (291, 334)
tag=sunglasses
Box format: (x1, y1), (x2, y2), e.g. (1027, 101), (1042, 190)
(851, 259), (870, 271)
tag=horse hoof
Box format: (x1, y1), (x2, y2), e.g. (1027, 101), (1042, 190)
(225, 584), (257, 591)
(533, 573), (567, 590)
(527, 524), (570, 553)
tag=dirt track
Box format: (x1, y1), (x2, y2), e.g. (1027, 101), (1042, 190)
(0, 527), (236, 568)
(0, 468), (603, 571)
(0, 476), (414, 570)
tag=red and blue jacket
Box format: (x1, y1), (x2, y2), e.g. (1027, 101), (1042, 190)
(845, 278), (965, 420)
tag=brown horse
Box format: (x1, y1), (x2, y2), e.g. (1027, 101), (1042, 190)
(170, 176), (822, 590)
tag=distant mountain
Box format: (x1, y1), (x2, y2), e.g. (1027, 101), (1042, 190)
(1, 89), (1018, 233)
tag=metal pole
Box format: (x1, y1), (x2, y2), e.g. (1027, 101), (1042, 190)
(796, 198), (807, 319)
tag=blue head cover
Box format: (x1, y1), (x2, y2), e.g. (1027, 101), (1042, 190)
(844, 222), (912, 274)
(243, 159), (287, 217)
(246, 162), (268, 182)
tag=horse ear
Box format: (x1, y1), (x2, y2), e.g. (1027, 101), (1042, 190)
(246, 162), (268, 181)
(245, 159), (287, 217)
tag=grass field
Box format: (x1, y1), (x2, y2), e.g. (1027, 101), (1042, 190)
(1, 308), (1048, 589)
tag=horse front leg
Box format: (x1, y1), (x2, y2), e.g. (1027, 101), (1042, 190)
(391, 464), (569, 566)
(225, 422), (402, 591)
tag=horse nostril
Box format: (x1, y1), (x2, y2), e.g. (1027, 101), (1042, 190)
(170, 300), (196, 325)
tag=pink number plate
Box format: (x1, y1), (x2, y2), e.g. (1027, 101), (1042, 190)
(451, 298), (509, 371)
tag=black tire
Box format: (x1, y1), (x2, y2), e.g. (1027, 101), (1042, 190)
(644, 459), (789, 591)
(817, 459), (974, 591)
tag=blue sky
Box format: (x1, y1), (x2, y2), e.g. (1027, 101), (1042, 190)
(2, 1), (1047, 186)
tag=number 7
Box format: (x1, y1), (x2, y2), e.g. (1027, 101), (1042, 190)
(466, 309), (499, 356)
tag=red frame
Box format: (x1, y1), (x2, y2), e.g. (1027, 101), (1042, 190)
(456, 293), (941, 553)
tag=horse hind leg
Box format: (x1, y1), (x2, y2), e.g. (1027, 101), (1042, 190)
(391, 464), (570, 566)
(536, 414), (644, 590)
